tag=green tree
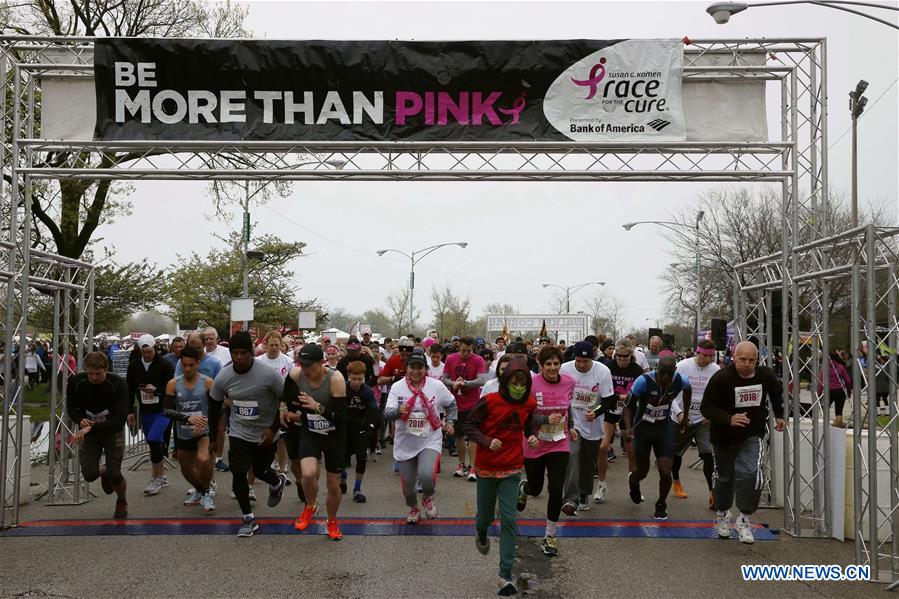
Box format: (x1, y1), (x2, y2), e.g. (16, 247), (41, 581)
(163, 230), (323, 336)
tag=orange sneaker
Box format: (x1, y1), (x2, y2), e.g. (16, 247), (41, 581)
(326, 519), (343, 541)
(708, 491), (715, 510)
(294, 504), (318, 531)
(672, 480), (688, 499)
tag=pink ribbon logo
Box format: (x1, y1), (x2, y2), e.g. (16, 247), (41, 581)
(571, 57), (607, 100)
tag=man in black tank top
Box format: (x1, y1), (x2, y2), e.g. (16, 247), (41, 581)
(281, 344), (348, 541)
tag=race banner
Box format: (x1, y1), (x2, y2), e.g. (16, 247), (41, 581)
(93, 38), (685, 142)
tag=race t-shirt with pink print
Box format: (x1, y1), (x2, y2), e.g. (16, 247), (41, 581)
(608, 361), (644, 412)
(443, 352), (486, 412)
(523, 372), (576, 459)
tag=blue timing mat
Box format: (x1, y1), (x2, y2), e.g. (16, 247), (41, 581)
(0, 516), (778, 540)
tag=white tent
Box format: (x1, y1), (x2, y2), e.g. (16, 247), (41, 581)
(317, 328), (350, 343)
(155, 334), (173, 341)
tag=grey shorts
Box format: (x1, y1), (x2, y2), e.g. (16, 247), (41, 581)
(674, 420), (712, 456)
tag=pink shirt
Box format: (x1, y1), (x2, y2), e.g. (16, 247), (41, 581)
(523, 372), (575, 459)
(443, 352), (486, 412)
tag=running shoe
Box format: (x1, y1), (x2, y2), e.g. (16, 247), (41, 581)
(708, 491), (715, 511)
(184, 490), (202, 506)
(467, 470), (477, 482)
(577, 500), (590, 512)
(607, 448), (616, 462)
(201, 493), (215, 513)
(267, 473), (287, 507)
(497, 578), (517, 597)
(113, 498), (128, 519)
(449, 447), (458, 457)
(735, 516), (755, 544)
(672, 480), (688, 499)
(374, 447), (383, 456)
(294, 504), (318, 531)
(406, 507), (421, 525)
(326, 519), (343, 541)
(393, 461), (400, 474)
(627, 472), (643, 504)
(416, 481), (423, 493)
(654, 501), (668, 520)
(593, 480), (607, 503)
(541, 535), (559, 557)
(208, 480), (217, 498)
(475, 532), (490, 555)
(237, 515), (258, 537)
(561, 501), (577, 516)
(185, 487), (196, 496)
(248, 488), (257, 502)
(422, 496), (438, 519)
(214, 459), (229, 472)
(99, 465), (113, 495)
(160, 475), (169, 487)
(517, 480), (528, 512)
(714, 510), (732, 539)
(143, 477), (164, 496)
(353, 490), (367, 503)
(453, 463), (468, 478)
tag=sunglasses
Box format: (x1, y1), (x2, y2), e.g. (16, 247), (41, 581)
(616, 354), (632, 359)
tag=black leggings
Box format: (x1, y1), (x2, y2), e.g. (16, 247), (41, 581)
(672, 452), (715, 490)
(346, 430), (368, 475)
(524, 452), (569, 523)
(228, 436), (279, 515)
(831, 390), (847, 417)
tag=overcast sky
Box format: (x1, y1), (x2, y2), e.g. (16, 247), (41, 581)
(96, 0), (899, 335)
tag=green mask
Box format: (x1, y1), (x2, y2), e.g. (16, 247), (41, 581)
(508, 384), (527, 400)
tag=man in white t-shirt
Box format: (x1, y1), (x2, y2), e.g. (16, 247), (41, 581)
(560, 342), (615, 512)
(670, 338), (720, 509)
(203, 327), (232, 366)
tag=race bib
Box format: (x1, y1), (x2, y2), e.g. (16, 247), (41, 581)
(306, 413), (335, 434)
(614, 396), (626, 414)
(406, 411), (430, 437)
(573, 389), (597, 411)
(538, 413), (567, 442)
(735, 384), (763, 408)
(642, 404), (669, 423)
(690, 399), (702, 415)
(86, 409), (109, 423)
(233, 399), (259, 420)
(177, 411), (204, 438)
(140, 389), (158, 405)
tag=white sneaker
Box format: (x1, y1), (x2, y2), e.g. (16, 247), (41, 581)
(593, 480), (607, 503)
(183, 490), (202, 506)
(185, 487), (196, 496)
(208, 480), (217, 498)
(144, 477), (164, 496)
(201, 493), (216, 513)
(735, 516), (755, 544)
(248, 488), (257, 502)
(714, 510), (732, 539)
(159, 475), (169, 486)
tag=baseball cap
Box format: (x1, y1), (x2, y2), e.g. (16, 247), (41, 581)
(451, 335), (460, 342)
(406, 349), (427, 367)
(506, 341), (528, 355)
(422, 337), (436, 350)
(362, 328), (372, 335)
(574, 341), (593, 358)
(138, 334), (156, 349)
(474, 337), (485, 346)
(298, 343), (324, 365)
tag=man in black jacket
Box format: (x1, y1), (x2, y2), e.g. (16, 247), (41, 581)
(126, 334), (175, 497)
(701, 341), (784, 545)
(69, 352), (130, 518)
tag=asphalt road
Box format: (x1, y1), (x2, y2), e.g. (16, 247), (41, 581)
(0, 441), (881, 599)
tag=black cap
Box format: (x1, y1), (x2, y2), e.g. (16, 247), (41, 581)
(506, 341), (528, 354)
(297, 343), (324, 365)
(406, 349), (427, 367)
(228, 331), (253, 353)
(574, 341), (594, 358)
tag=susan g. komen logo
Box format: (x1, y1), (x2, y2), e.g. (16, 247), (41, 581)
(570, 57), (607, 100)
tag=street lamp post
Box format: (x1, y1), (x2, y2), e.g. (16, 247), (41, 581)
(541, 281), (606, 314)
(377, 242), (469, 332)
(706, 1), (899, 30)
(623, 215), (704, 349)
(850, 80), (869, 228)
(239, 158), (345, 330)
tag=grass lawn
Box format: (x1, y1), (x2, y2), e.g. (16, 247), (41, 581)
(18, 382), (57, 423)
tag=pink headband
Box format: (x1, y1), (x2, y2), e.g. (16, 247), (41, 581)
(696, 347), (716, 356)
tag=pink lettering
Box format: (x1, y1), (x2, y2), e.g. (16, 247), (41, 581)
(472, 92), (502, 125)
(395, 91), (422, 125)
(437, 91), (468, 125)
(424, 91), (435, 125)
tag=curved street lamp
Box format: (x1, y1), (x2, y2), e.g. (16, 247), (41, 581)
(705, 1), (899, 30)
(624, 214), (706, 349)
(376, 242), (468, 330)
(541, 281), (605, 313)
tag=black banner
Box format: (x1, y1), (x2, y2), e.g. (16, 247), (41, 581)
(94, 38), (686, 142)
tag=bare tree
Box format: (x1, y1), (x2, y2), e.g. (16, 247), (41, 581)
(583, 291), (625, 340)
(386, 287), (417, 337)
(430, 285), (472, 338)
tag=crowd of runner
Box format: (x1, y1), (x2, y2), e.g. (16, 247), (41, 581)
(66, 327), (787, 595)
